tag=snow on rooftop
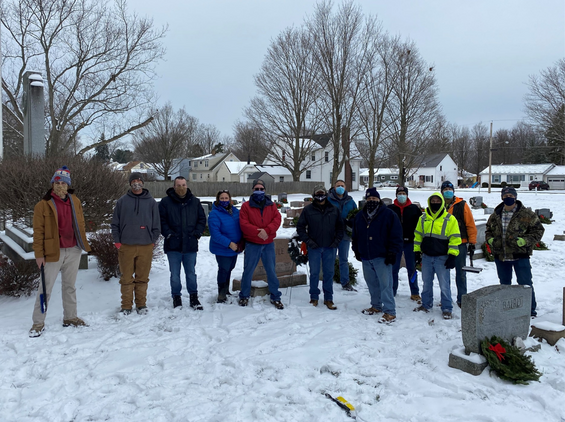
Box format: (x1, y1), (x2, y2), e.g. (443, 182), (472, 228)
(546, 165), (565, 176)
(225, 161), (256, 174)
(256, 165), (292, 176)
(479, 163), (554, 175)
(359, 167), (397, 177)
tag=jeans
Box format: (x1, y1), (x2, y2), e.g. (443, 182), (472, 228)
(454, 243), (468, 304)
(308, 247), (337, 301)
(494, 258), (537, 316)
(216, 255), (237, 287)
(392, 242), (419, 296)
(167, 251), (197, 297)
(337, 239), (351, 286)
(362, 257), (396, 316)
(421, 254), (452, 312)
(239, 242), (281, 301)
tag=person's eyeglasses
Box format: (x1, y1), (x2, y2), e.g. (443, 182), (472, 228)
(254, 188), (265, 191)
(218, 190), (230, 194)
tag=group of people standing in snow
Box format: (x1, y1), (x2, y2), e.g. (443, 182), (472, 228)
(28, 166), (544, 337)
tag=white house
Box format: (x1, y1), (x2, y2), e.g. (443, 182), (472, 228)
(255, 165), (293, 182)
(479, 163), (555, 186)
(263, 134), (362, 190)
(545, 165), (565, 189)
(216, 161), (258, 183)
(406, 153), (458, 189)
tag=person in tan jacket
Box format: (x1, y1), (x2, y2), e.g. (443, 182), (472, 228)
(30, 166), (91, 337)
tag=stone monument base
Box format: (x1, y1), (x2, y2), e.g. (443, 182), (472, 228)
(232, 273), (307, 295)
(530, 322), (565, 346)
(448, 347), (488, 376)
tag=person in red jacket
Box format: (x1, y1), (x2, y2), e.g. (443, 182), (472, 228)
(238, 179), (283, 309)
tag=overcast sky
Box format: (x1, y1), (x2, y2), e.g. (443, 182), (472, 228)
(130, 0), (565, 138)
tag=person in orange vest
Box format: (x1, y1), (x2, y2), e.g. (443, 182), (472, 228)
(440, 181), (477, 307)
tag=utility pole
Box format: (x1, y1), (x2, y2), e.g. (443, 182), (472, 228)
(488, 121), (493, 194)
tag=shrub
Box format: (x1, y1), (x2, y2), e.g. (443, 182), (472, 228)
(0, 257), (40, 297)
(333, 258), (358, 286)
(0, 155), (127, 231)
(501, 181), (507, 187)
(482, 182), (488, 188)
(88, 231), (120, 281)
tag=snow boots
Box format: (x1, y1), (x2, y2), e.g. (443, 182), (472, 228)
(29, 323), (45, 338)
(173, 295), (182, 308)
(217, 283), (230, 303)
(190, 293), (203, 310)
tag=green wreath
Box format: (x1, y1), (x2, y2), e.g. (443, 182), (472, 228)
(480, 336), (541, 385)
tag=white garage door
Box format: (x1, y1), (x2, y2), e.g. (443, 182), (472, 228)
(548, 178), (565, 189)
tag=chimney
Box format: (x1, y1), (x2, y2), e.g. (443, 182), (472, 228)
(247, 154), (251, 165)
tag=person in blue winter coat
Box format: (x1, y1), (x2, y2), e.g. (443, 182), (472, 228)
(327, 180), (358, 291)
(208, 190), (243, 303)
(352, 188), (403, 324)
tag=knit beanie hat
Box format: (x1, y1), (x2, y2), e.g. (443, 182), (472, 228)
(129, 172), (144, 184)
(365, 187), (380, 199)
(313, 185), (327, 195)
(501, 186), (517, 198)
(441, 181), (454, 192)
(396, 186), (409, 196)
(252, 179), (265, 189)
(51, 166), (71, 186)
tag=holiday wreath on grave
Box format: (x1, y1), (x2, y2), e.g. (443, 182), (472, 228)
(538, 214), (552, 224)
(481, 336), (542, 385)
(533, 240), (549, 250)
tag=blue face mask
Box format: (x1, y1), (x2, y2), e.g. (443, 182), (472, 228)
(252, 191), (265, 200)
(397, 194), (407, 204)
(220, 200), (230, 208)
(335, 186), (345, 195)
(503, 197), (516, 206)
(443, 190), (454, 200)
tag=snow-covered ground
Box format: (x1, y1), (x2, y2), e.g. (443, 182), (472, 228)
(1, 187), (564, 422)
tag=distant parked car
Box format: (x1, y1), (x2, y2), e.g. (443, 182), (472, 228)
(382, 180), (399, 187)
(529, 181), (549, 191)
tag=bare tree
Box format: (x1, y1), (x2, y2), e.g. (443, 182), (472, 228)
(245, 26), (322, 181)
(231, 121), (268, 164)
(133, 104), (198, 180)
(524, 58), (565, 163)
(385, 40), (442, 186)
(469, 122), (490, 178)
(449, 124), (472, 177)
(1, 0), (167, 156)
(197, 123), (223, 156)
(356, 33), (398, 187)
(306, 0), (379, 185)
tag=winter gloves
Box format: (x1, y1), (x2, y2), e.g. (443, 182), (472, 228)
(384, 251), (397, 266)
(415, 252), (422, 266)
(468, 243), (476, 253)
(307, 240), (319, 250)
(487, 238), (494, 245)
(516, 237), (526, 247)
(445, 254), (456, 269)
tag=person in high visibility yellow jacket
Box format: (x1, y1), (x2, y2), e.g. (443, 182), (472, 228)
(413, 192), (461, 319)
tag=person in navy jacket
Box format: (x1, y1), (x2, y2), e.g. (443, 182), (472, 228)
(352, 187), (403, 323)
(208, 189), (242, 303)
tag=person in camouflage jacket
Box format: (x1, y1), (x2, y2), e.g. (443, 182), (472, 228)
(485, 187), (544, 316)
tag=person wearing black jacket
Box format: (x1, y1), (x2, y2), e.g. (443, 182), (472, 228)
(388, 186), (423, 302)
(296, 185), (344, 310)
(352, 188), (403, 323)
(159, 177), (207, 310)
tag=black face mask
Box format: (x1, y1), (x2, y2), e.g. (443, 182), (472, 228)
(503, 197), (516, 206)
(314, 195), (327, 202)
(429, 202), (442, 212)
(365, 200), (380, 213)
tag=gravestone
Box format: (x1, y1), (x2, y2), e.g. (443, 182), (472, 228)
(469, 196), (483, 209)
(535, 208), (552, 219)
(23, 71), (45, 156)
(483, 207), (494, 215)
(358, 200), (366, 210)
(285, 208), (303, 218)
(291, 201), (305, 208)
(381, 197), (393, 206)
(448, 285), (531, 376)
(278, 192), (288, 203)
(232, 237), (307, 295)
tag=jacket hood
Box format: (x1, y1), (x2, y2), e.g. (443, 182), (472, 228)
(166, 186), (193, 203)
(426, 192), (446, 219)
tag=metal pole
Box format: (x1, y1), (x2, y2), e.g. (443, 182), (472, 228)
(488, 121), (493, 194)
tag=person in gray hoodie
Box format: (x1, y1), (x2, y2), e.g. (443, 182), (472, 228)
(111, 172), (160, 314)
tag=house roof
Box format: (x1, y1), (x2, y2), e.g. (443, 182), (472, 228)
(122, 161), (141, 172)
(191, 153), (214, 161)
(225, 161), (257, 174)
(256, 165), (292, 176)
(248, 171), (273, 181)
(359, 168), (398, 177)
(299, 133), (332, 148)
(416, 153), (448, 168)
(479, 163), (555, 175)
(545, 165), (565, 176)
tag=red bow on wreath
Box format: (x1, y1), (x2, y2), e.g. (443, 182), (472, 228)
(489, 343), (506, 361)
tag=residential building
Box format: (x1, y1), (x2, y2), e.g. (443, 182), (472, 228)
(189, 153), (240, 182)
(545, 165), (565, 189)
(216, 161), (258, 183)
(479, 163), (555, 187)
(406, 153), (458, 189)
(255, 165), (293, 182)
